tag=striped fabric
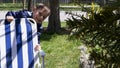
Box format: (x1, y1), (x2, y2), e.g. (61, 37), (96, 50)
(0, 18), (40, 68)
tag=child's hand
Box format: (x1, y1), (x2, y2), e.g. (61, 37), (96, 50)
(6, 16), (14, 22)
(35, 44), (41, 51)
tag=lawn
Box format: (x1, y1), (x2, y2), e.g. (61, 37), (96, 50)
(40, 33), (81, 68)
(37, 21), (81, 68)
(0, 3), (23, 10)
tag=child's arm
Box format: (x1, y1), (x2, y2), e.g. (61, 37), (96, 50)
(5, 10), (32, 22)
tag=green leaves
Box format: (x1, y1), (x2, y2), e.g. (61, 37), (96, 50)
(66, 1), (120, 67)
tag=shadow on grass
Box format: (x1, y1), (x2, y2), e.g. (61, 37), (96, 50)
(40, 33), (53, 42)
(40, 27), (71, 42)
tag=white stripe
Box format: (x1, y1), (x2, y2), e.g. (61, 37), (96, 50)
(0, 20), (7, 68)
(28, 18), (39, 67)
(21, 18), (29, 68)
(10, 20), (18, 68)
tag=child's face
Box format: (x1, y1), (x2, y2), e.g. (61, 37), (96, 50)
(32, 7), (50, 23)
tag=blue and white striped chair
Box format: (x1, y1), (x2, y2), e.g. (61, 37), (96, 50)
(0, 18), (45, 68)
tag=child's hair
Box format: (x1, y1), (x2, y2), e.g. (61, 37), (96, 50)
(36, 3), (50, 19)
(36, 3), (50, 13)
(36, 3), (45, 9)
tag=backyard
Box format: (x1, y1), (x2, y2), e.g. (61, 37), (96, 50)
(40, 33), (80, 68)
(0, 1), (120, 68)
(0, 3), (82, 68)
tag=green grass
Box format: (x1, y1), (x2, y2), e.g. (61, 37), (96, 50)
(34, 18), (77, 67)
(39, 22), (81, 68)
(42, 22), (67, 27)
(0, 3), (100, 11)
(0, 3), (23, 10)
(40, 34), (81, 68)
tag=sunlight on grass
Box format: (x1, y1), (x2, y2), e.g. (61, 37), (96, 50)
(0, 3), (23, 10)
(42, 22), (66, 27)
(40, 34), (81, 68)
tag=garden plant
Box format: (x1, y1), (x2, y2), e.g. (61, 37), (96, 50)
(66, 1), (120, 68)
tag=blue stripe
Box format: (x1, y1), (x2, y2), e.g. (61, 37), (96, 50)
(25, 19), (34, 68)
(15, 19), (23, 68)
(5, 20), (12, 68)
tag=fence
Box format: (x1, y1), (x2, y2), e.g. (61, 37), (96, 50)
(0, 0), (117, 9)
(0, 0), (72, 3)
(0, 0), (104, 4)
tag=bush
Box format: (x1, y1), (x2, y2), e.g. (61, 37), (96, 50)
(66, 1), (120, 68)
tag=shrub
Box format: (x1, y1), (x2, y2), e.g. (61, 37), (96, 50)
(66, 1), (120, 67)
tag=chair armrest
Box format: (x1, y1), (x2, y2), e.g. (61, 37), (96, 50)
(38, 50), (45, 57)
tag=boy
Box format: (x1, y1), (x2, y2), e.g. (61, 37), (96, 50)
(6, 3), (50, 51)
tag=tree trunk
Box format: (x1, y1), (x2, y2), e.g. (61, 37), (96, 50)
(13, 0), (15, 4)
(47, 0), (61, 33)
(22, 0), (26, 9)
(28, 0), (32, 11)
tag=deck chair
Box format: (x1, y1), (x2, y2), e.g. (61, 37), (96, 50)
(0, 18), (45, 68)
